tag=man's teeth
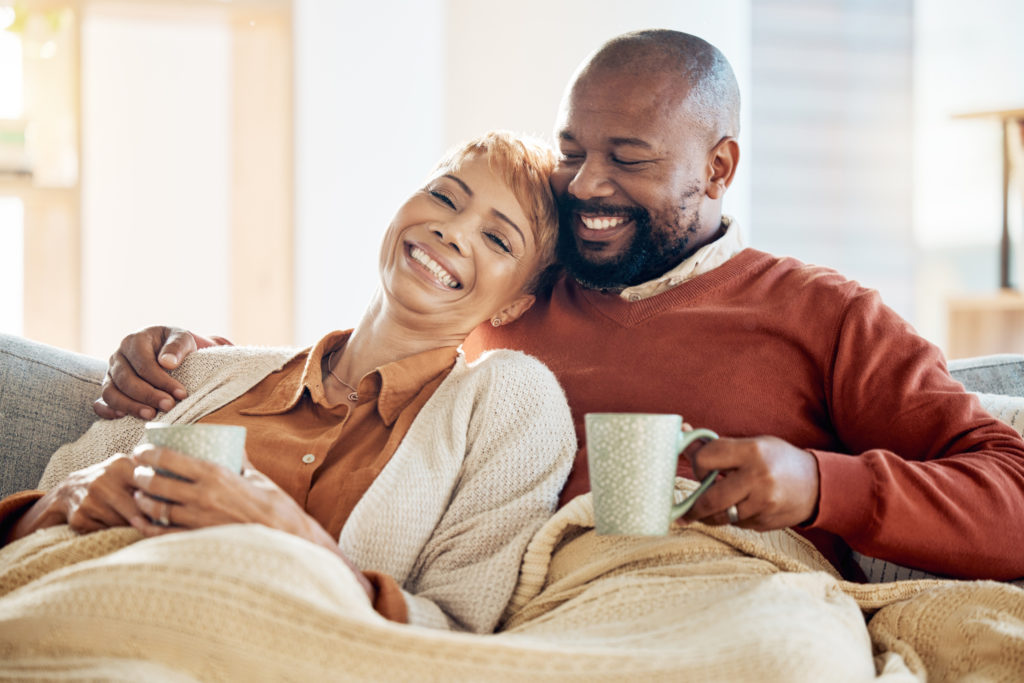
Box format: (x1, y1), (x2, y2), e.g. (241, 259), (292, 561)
(410, 246), (459, 288)
(579, 215), (627, 230)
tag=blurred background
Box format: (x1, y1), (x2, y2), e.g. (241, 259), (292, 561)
(1, 0), (1022, 359)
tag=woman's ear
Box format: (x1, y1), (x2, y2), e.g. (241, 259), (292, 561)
(492, 293), (536, 327)
(706, 137), (739, 200)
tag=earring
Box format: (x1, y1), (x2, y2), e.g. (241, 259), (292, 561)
(491, 318), (501, 327)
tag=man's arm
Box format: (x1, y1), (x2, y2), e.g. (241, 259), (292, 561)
(93, 326), (232, 420)
(799, 289), (1024, 579)
(683, 286), (1024, 580)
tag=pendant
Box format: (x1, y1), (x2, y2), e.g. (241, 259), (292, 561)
(348, 391), (358, 402)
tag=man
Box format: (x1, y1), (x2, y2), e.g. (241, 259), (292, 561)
(95, 30), (1024, 581)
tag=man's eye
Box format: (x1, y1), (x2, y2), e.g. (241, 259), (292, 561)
(558, 151), (583, 163)
(430, 190), (456, 208)
(486, 232), (512, 253)
(612, 157), (649, 166)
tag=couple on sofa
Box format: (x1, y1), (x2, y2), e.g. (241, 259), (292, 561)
(2, 29), (1023, 680)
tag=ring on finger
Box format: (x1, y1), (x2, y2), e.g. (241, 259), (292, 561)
(726, 504), (740, 525)
(158, 501), (171, 527)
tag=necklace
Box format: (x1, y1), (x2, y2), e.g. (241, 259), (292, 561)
(327, 349), (359, 402)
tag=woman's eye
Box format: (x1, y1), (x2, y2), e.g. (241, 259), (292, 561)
(430, 190), (456, 208)
(486, 232), (512, 253)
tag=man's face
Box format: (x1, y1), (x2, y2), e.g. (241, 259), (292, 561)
(551, 67), (719, 289)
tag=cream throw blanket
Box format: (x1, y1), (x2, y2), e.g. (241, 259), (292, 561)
(2, 481), (1022, 681)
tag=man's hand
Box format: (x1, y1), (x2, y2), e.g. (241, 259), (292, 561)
(93, 326), (232, 420)
(681, 436), (820, 531)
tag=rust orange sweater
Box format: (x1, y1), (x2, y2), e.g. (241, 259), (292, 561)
(465, 248), (1024, 580)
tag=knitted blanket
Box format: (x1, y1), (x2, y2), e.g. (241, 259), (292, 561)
(1, 489), (1022, 681)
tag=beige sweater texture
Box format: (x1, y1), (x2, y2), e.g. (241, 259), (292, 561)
(35, 344), (577, 633)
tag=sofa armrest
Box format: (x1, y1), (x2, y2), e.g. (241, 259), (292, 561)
(948, 354), (1024, 398)
(0, 334), (106, 498)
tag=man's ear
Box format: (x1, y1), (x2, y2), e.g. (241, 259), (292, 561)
(706, 137), (739, 200)
(493, 293), (536, 326)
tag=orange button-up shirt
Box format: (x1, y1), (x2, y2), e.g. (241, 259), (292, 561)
(197, 330), (458, 622)
(0, 330), (459, 624)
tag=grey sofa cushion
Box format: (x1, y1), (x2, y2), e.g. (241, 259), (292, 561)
(0, 334), (106, 498)
(949, 354), (1024, 398)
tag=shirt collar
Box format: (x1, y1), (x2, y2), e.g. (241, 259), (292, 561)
(242, 329), (458, 425)
(616, 216), (744, 302)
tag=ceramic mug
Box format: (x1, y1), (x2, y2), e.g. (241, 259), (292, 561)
(586, 412), (719, 535)
(142, 423), (247, 476)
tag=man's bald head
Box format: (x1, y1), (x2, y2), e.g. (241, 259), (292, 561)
(576, 29), (740, 145)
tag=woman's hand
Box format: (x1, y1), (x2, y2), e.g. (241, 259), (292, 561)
(9, 454), (141, 542)
(129, 445), (310, 537)
(129, 445), (376, 602)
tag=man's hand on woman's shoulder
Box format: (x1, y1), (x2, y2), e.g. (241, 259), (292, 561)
(92, 326), (233, 420)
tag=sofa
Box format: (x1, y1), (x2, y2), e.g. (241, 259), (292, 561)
(3, 330), (1024, 579)
(2, 332), (1024, 679)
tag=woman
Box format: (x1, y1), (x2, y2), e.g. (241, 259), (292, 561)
(0, 130), (575, 634)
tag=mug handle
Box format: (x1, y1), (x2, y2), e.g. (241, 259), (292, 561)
(669, 428), (719, 521)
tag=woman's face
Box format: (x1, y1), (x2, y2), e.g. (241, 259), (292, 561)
(378, 152), (541, 331)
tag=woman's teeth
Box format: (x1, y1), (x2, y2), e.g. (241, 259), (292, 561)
(580, 215), (627, 230)
(410, 246), (460, 288)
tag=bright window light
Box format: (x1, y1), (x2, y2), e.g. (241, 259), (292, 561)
(0, 197), (24, 335)
(0, 30), (23, 118)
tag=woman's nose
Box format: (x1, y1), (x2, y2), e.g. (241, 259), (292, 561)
(432, 222), (468, 255)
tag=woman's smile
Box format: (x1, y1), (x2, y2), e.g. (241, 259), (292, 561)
(406, 243), (463, 290)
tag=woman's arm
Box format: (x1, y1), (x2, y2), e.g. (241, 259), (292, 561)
(7, 454), (141, 544)
(397, 352), (576, 631)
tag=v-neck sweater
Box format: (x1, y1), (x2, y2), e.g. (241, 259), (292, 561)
(465, 248), (1024, 580)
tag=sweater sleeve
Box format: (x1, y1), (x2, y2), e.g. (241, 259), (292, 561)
(807, 287), (1024, 579)
(0, 490), (44, 543)
(400, 353), (576, 632)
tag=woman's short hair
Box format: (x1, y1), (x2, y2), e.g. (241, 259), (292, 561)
(432, 131), (560, 294)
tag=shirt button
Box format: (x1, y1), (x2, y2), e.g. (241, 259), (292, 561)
(301, 453), (316, 464)
(628, 294), (641, 302)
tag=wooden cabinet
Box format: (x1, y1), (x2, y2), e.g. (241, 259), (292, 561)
(948, 291), (1024, 359)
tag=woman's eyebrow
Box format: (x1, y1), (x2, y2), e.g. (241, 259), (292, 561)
(443, 173), (525, 244)
(443, 174), (472, 195)
(492, 210), (525, 244)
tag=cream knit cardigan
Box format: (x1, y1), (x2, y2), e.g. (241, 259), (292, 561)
(37, 344), (576, 633)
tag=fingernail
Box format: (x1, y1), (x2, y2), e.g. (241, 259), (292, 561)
(159, 353), (178, 367)
(158, 398), (173, 412)
(140, 407), (156, 420)
(134, 466), (154, 486)
(115, 411), (126, 418)
(172, 388), (187, 400)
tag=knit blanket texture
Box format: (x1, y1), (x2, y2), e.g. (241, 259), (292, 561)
(1, 481), (1022, 681)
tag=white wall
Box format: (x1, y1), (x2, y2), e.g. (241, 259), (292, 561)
(912, 0), (1024, 347)
(293, 0), (446, 343)
(914, 0), (1024, 250)
(80, 12), (230, 357)
(293, 0), (752, 342)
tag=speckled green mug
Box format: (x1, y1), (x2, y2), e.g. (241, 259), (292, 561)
(586, 413), (719, 536)
(143, 423), (246, 475)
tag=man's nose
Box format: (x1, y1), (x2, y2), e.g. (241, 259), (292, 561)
(566, 158), (615, 200)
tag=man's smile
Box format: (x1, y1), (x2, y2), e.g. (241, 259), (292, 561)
(575, 213), (634, 243)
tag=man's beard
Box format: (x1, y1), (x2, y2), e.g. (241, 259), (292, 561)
(556, 198), (700, 290)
